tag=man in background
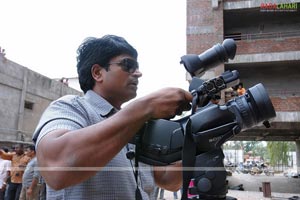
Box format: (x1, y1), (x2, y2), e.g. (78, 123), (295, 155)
(0, 147), (11, 200)
(0, 144), (31, 200)
(19, 145), (40, 200)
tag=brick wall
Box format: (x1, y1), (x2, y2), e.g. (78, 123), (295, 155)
(187, 0), (224, 54)
(236, 37), (300, 55)
(271, 97), (300, 112)
(187, 0), (300, 114)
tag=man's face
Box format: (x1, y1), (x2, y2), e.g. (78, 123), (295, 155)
(14, 145), (24, 155)
(100, 54), (142, 106)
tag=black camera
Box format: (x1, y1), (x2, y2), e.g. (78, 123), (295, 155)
(134, 82), (275, 165)
(131, 39), (276, 200)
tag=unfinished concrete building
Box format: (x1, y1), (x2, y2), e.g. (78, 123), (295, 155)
(186, 0), (300, 170)
(0, 54), (82, 147)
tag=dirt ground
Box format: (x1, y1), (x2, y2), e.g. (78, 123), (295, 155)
(163, 172), (300, 200)
(227, 172), (300, 194)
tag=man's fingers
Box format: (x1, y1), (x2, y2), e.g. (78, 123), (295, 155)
(184, 91), (193, 102)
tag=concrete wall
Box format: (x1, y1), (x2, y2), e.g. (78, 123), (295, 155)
(296, 141), (300, 173)
(0, 55), (82, 144)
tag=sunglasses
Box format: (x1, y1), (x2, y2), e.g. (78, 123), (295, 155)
(107, 58), (139, 74)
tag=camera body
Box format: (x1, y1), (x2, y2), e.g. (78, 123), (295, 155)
(134, 83), (276, 166)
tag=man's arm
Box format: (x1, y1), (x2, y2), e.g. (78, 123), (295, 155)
(37, 88), (192, 190)
(0, 151), (13, 160)
(26, 177), (39, 197)
(1, 170), (11, 192)
(153, 161), (182, 191)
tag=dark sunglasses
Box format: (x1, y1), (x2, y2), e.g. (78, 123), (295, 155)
(107, 58), (139, 74)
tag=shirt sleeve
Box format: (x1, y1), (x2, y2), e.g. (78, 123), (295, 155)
(33, 96), (89, 148)
(32, 160), (40, 179)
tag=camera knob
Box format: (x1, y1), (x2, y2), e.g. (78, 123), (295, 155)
(126, 150), (135, 160)
(197, 177), (212, 192)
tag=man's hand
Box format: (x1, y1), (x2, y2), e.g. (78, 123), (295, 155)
(138, 87), (193, 119)
(26, 187), (33, 197)
(0, 184), (6, 192)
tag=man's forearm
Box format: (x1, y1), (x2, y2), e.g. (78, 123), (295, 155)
(153, 161), (182, 191)
(29, 177), (39, 190)
(0, 151), (13, 160)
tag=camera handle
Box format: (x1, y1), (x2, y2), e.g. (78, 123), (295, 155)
(191, 87), (212, 113)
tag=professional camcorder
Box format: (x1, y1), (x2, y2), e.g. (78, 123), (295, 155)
(130, 39), (276, 200)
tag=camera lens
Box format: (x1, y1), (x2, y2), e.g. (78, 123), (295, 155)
(227, 83), (276, 129)
(247, 83), (276, 122)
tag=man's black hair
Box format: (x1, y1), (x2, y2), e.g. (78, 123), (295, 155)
(76, 35), (138, 93)
(15, 143), (24, 149)
(1, 146), (9, 153)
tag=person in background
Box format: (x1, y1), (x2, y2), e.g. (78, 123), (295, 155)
(38, 177), (46, 200)
(237, 83), (246, 96)
(0, 147), (11, 200)
(0, 144), (31, 200)
(32, 35), (192, 199)
(19, 145), (40, 200)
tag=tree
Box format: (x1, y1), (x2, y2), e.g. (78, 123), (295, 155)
(252, 142), (267, 160)
(267, 141), (289, 171)
(243, 141), (260, 155)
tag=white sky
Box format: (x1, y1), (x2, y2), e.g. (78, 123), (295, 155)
(0, 0), (189, 98)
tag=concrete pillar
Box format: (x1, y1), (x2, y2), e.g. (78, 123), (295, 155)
(296, 140), (300, 174)
(17, 67), (28, 141)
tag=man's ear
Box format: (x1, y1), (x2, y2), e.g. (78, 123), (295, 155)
(91, 64), (104, 82)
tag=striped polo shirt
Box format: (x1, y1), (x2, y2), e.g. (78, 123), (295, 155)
(33, 90), (156, 200)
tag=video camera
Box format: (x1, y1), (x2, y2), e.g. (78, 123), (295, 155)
(130, 39), (276, 200)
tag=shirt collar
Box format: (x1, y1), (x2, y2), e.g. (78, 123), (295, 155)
(84, 90), (118, 118)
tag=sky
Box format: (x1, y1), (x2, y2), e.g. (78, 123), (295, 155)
(0, 0), (189, 98)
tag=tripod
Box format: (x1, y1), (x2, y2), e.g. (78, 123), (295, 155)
(185, 148), (237, 200)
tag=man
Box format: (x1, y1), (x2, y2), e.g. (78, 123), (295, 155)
(0, 147), (11, 200)
(32, 35), (192, 199)
(0, 144), (31, 200)
(19, 145), (40, 200)
(237, 83), (246, 96)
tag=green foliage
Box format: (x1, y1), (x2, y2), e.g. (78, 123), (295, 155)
(223, 141), (296, 168)
(287, 141), (296, 151)
(267, 141), (289, 167)
(223, 141), (243, 150)
(252, 142), (267, 160)
(243, 141), (258, 154)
